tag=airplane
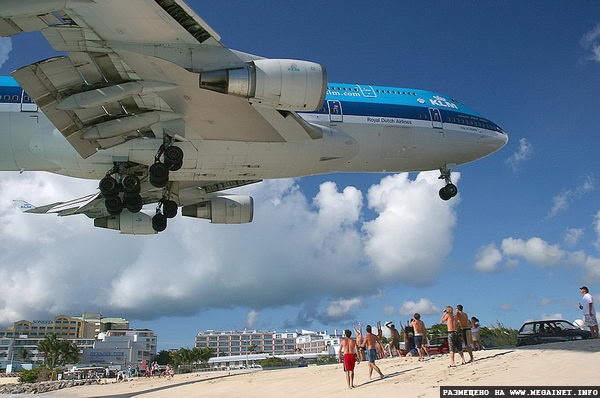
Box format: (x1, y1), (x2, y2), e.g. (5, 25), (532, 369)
(0, 0), (508, 235)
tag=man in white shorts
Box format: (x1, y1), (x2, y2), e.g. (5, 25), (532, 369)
(579, 286), (598, 338)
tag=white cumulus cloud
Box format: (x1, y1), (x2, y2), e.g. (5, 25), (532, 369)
(363, 171), (459, 285)
(398, 298), (439, 316)
(501, 237), (565, 267)
(474, 243), (503, 272)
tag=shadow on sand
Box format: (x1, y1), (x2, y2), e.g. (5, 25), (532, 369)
(87, 373), (240, 398)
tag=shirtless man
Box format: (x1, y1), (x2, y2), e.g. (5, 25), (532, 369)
(440, 305), (466, 367)
(385, 322), (401, 357)
(456, 305), (474, 362)
(353, 325), (366, 361)
(410, 313), (427, 361)
(363, 325), (385, 379)
(338, 329), (360, 389)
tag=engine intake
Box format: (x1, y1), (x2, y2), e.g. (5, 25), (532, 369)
(181, 195), (254, 224)
(199, 59), (327, 111)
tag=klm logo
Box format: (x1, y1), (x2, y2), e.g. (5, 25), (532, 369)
(430, 95), (458, 109)
(288, 64), (301, 72)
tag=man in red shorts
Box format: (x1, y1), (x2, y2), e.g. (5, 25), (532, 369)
(338, 329), (360, 389)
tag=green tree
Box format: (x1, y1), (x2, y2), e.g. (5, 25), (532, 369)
(37, 333), (80, 368)
(19, 348), (30, 362)
(154, 350), (172, 365)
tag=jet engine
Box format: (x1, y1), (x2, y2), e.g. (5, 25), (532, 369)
(94, 211), (156, 235)
(198, 59), (327, 111)
(181, 195), (253, 224)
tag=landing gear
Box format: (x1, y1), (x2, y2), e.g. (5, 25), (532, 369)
(99, 164), (144, 215)
(438, 166), (458, 201)
(149, 138), (183, 188)
(152, 198), (178, 233)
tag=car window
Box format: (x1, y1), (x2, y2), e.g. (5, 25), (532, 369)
(554, 321), (575, 330)
(519, 323), (535, 334)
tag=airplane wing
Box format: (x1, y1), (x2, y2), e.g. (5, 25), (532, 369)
(0, 0), (325, 158)
(13, 179), (261, 218)
(13, 193), (105, 218)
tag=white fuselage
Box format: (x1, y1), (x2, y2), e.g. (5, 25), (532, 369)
(0, 94), (507, 181)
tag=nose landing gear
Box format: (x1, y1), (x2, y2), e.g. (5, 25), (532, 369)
(439, 166), (458, 201)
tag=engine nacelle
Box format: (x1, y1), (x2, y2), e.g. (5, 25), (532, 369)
(199, 59), (327, 111)
(94, 211), (156, 235)
(181, 195), (254, 224)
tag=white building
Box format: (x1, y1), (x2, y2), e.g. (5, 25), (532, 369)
(80, 329), (157, 368)
(295, 330), (341, 355)
(195, 330), (298, 357)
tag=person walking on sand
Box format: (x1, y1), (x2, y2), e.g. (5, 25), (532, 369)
(456, 305), (474, 363)
(363, 325), (385, 379)
(410, 313), (427, 361)
(579, 286), (598, 338)
(440, 305), (466, 367)
(338, 329), (360, 389)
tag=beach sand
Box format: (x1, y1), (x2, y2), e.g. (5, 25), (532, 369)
(4, 339), (599, 398)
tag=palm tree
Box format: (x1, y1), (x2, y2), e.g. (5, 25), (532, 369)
(37, 333), (80, 368)
(19, 348), (30, 362)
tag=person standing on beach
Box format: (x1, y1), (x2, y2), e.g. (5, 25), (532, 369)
(410, 314), (427, 361)
(363, 325), (385, 379)
(456, 305), (474, 363)
(385, 322), (401, 357)
(440, 305), (466, 367)
(338, 329), (360, 389)
(354, 325), (366, 361)
(579, 286), (598, 338)
(471, 317), (483, 350)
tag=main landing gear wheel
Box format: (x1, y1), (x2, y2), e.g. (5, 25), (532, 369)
(149, 141), (183, 188)
(122, 175), (141, 194)
(123, 193), (143, 213)
(99, 176), (120, 197)
(162, 199), (178, 219)
(149, 162), (169, 188)
(105, 195), (124, 215)
(164, 146), (183, 171)
(152, 213), (167, 232)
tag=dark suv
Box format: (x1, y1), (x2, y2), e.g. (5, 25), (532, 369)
(516, 319), (591, 347)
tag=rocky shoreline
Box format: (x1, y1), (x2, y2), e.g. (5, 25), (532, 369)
(0, 379), (102, 395)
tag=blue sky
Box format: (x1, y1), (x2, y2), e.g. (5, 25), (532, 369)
(0, 1), (599, 349)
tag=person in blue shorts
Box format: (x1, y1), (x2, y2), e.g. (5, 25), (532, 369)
(363, 325), (385, 379)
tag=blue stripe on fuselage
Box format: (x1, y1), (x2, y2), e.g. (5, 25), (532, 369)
(310, 82), (505, 133)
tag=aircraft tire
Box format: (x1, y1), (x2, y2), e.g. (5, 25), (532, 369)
(167, 159), (183, 171)
(99, 176), (120, 197)
(122, 175), (141, 194)
(162, 200), (178, 218)
(439, 187), (452, 201)
(105, 196), (123, 215)
(149, 162), (169, 188)
(445, 183), (458, 198)
(123, 193), (143, 213)
(164, 146), (183, 165)
(152, 213), (167, 232)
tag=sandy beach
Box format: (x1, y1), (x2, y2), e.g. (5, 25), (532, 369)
(2, 339), (598, 398)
